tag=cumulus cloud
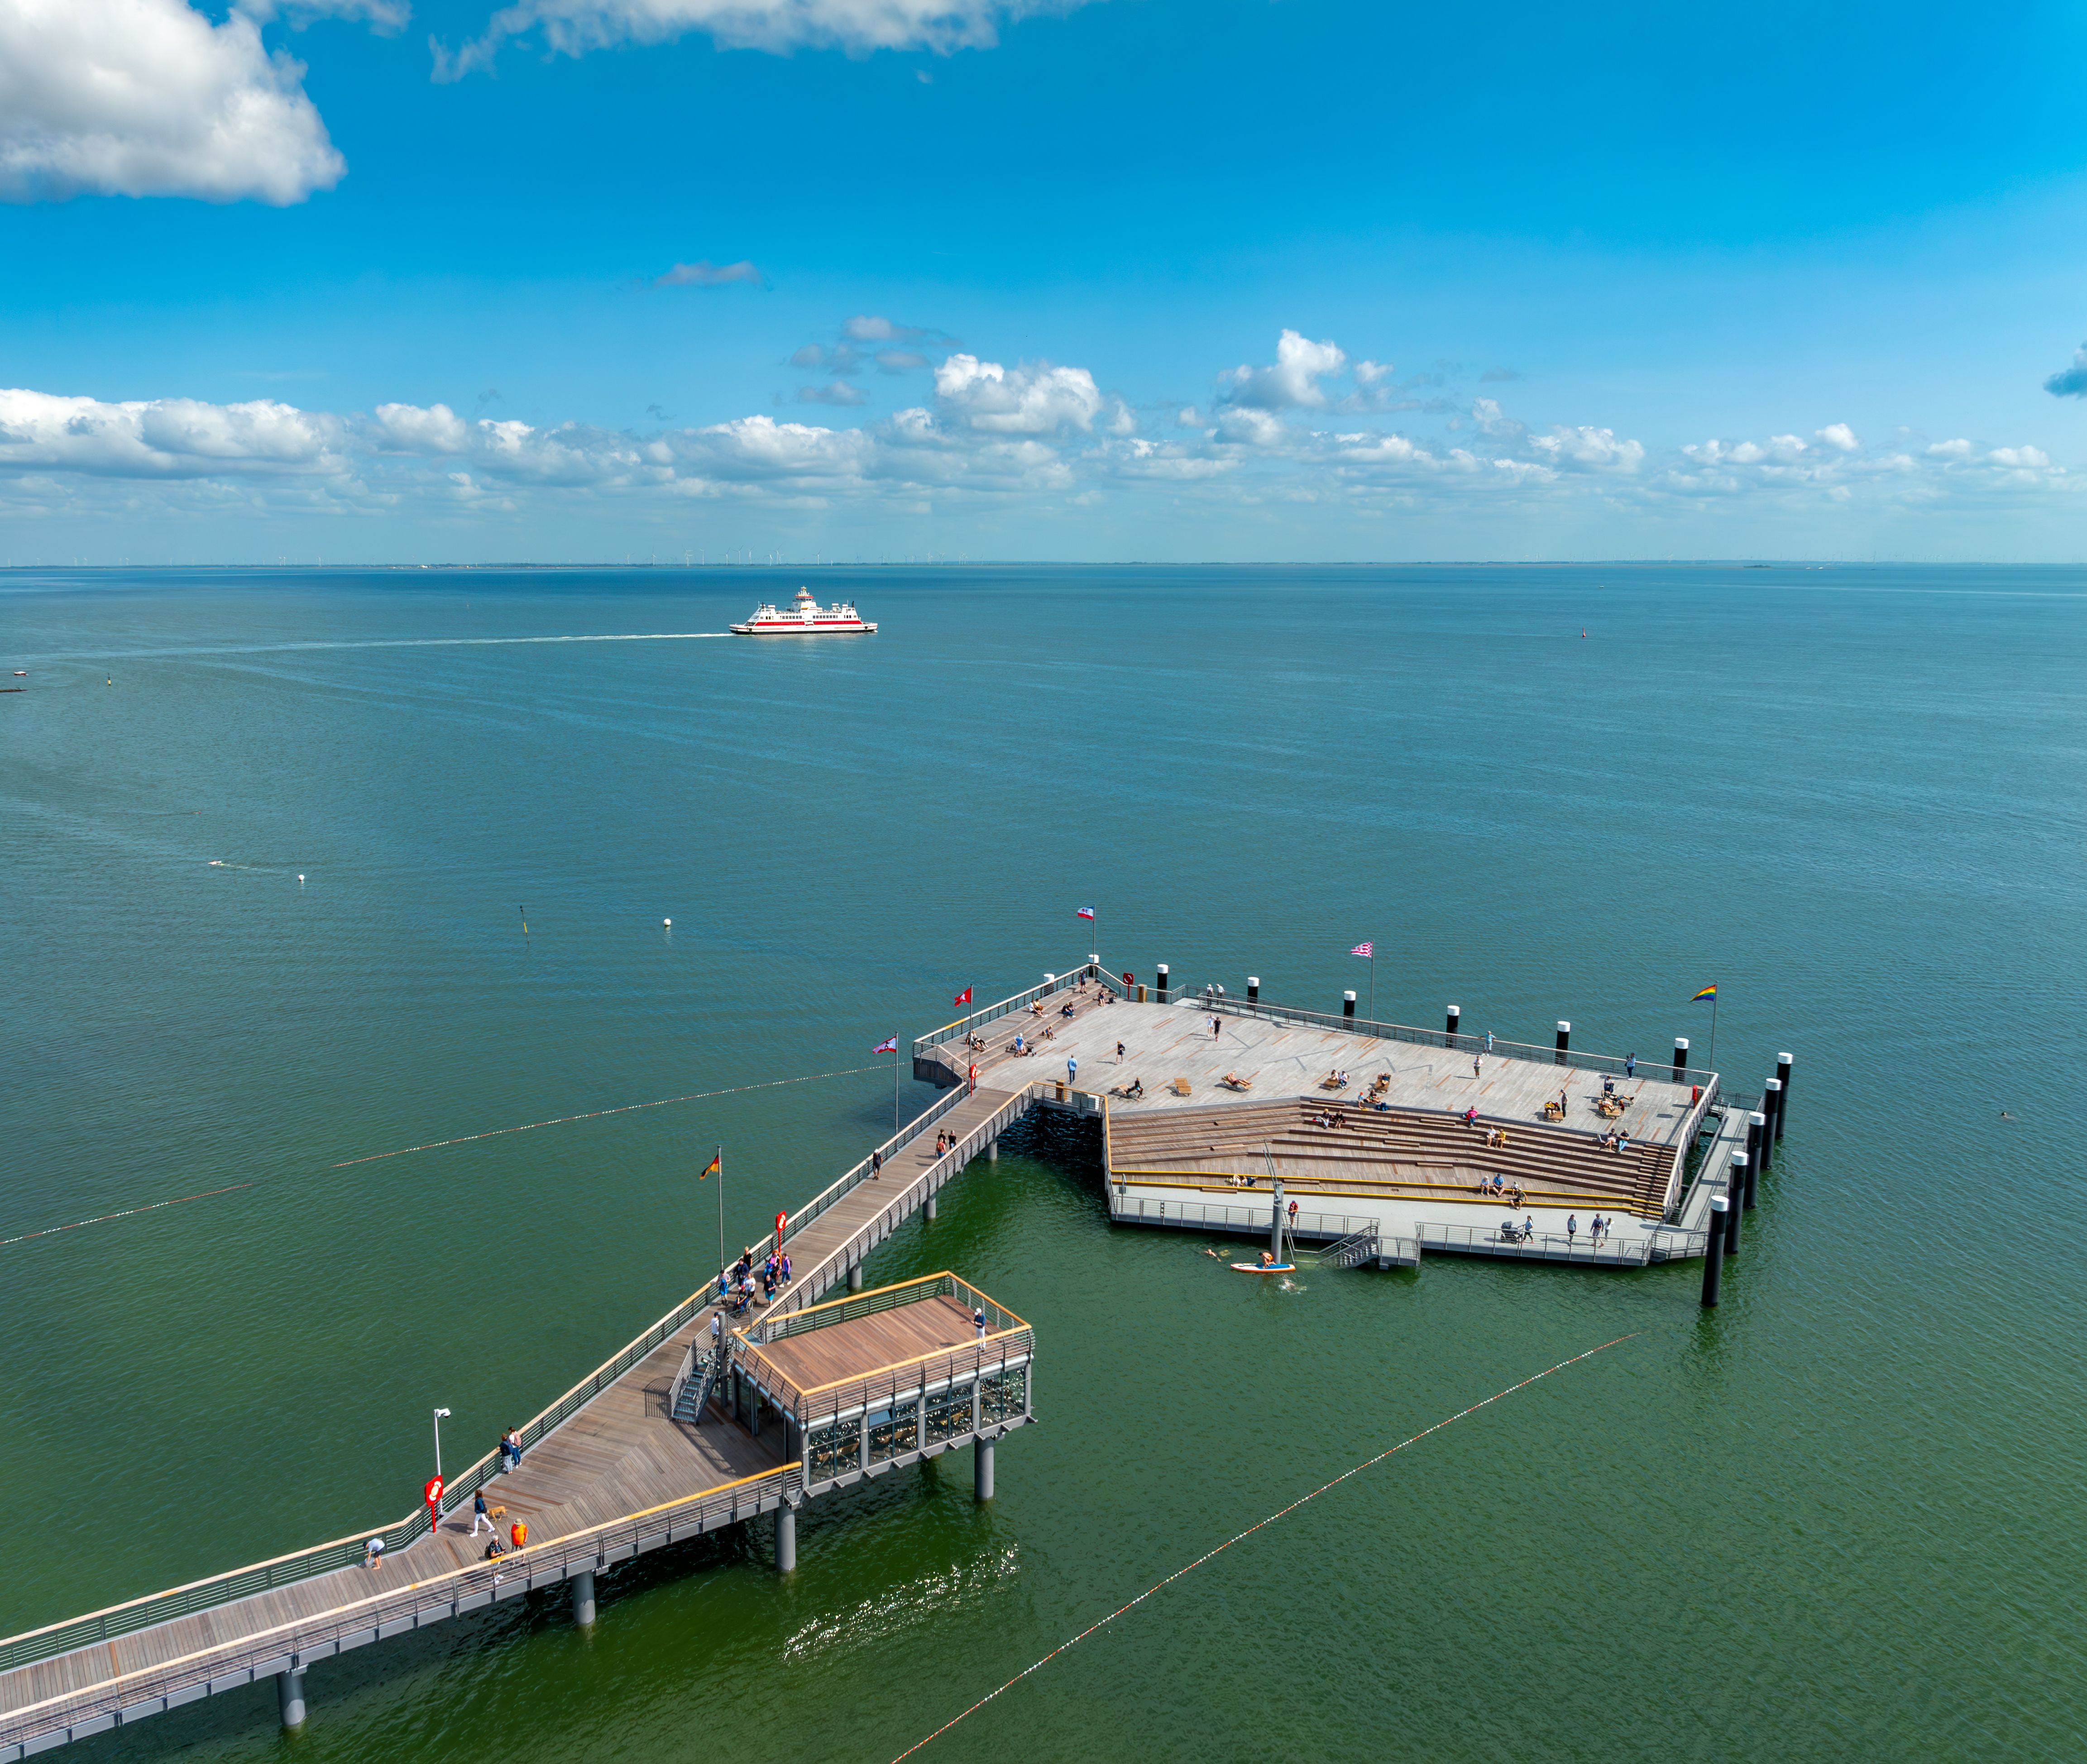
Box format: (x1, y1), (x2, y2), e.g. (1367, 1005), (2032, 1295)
(654, 258), (766, 289)
(2044, 344), (2087, 399)
(934, 354), (1118, 434)
(1220, 330), (1346, 411)
(0, 361), (2076, 537)
(0, 0), (346, 204)
(434, 0), (1076, 79)
(0, 387), (344, 474)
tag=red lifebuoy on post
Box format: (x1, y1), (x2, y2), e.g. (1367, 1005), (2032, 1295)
(424, 1475), (443, 1511)
(774, 1210), (787, 1251)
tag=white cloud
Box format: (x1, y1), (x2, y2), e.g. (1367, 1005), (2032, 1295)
(0, 387), (343, 474)
(0, 0), (346, 203)
(1220, 329), (1346, 411)
(654, 258), (766, 288)
(0, 364), (2076, 543)
(1815, 422), (1860, 452)
(933, 354), (1109, 434)
(369, 402), (468, 454)
(435, 0), (1078, 79)
(1529, 425), (1644, 472)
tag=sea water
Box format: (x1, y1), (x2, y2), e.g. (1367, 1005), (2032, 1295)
(1, 564), (2083, 1762)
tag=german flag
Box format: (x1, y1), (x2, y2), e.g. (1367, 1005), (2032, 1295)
(699, 1151), (721, 1180)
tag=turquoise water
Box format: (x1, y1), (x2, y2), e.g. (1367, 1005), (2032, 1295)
(2, 564), (2083, 1761)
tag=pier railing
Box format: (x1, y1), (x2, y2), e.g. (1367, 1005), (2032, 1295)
(0, 1463), (801, 1757)
(748, 1271), (1022, 1347)
(1107, 1189), (1381, 1243)
(1415, 1220), (1651, 1266)
(785, 1083), (975, 1239)
(913, 959), (1113, 1057)
(1185, 991), (1723, 1092)
(740, 1313), (1035, 1429)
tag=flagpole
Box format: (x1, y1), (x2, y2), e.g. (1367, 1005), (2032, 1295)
(1369, 949), (1376, 1024)
(715, 1145), (724, 1277)
(1708, 992), (1718, 1076)
(894, 1041), (900, 1132)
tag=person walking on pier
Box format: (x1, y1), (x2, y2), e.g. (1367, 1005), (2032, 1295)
(1565, 1214), (1578, 1247)
(1625, 1052), (1636, 1078)
(1115, 1039), (1125, 1063)
(471, 1489), (496, 1537)
(1211, 1015), (1221, 1040)
(1067, 1054), (1078, 1085)
(871, 1147), (883, 1181)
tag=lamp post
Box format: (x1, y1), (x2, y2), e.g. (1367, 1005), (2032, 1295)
(432, 1407), (451, 1482)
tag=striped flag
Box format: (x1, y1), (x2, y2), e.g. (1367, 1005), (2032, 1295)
(1077, 906), (1096, 919)
(1691, 984), (1717, 1001)
(1350, 942), (1374, 958)
(872, 1036), (899, 1053)
(699, 1151), (721, 1181)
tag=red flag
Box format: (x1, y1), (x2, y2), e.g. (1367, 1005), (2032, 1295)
(954, 986), (973, 1005)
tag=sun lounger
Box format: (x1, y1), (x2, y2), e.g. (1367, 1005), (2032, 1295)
(1170, 1078), (1192, 1096)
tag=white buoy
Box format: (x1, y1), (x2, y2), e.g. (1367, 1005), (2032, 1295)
(298, 874), (306, 884)
(663, 917), (672, 927)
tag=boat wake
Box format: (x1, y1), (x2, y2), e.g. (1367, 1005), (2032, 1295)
(51, 633), (735, 661)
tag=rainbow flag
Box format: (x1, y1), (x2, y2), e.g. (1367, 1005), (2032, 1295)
(1691, 985), (1717, 1002)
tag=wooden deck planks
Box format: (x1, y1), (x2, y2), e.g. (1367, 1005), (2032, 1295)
(750, 1295), (979, 1395)
(0, 1082), (1024, 1727)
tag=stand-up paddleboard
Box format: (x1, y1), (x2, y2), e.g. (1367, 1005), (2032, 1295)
(1232, 1261), (1295, 1273)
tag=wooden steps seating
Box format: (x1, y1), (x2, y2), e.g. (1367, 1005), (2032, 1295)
(1106, 1095), (1678, 1218)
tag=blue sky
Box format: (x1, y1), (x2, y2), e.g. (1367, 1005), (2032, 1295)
(4, 0), (2087, 560)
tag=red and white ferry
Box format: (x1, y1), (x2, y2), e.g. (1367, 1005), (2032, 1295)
(731, 586), (877, 636)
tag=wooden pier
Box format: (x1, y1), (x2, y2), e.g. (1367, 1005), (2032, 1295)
(0, 1078), (1039, 1759)
(0, 961), (1786, 1756)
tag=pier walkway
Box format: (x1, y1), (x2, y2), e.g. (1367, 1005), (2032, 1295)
(0, 1077), (1035, 1760)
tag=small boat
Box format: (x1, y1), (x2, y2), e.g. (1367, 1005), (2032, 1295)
(1231, 1262), (1295, 1274)
(731, 586), (876, 636)
(11, 670), (24, 677)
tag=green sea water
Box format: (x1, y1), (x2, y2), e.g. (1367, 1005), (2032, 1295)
(2, 564), (2083, 1762)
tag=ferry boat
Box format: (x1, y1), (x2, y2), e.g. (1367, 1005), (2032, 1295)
(731, 586), (877, 636)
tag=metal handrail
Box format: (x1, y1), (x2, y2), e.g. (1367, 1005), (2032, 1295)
(1106, 1190), (1378, 1242)
(912, 958), (1114, 1056)
(742, 1328), (1035, 1427)
(1184, 992), (1723, 1090)
(0, 1462), (802, 1751)
(787, 1083), (973, 1238)
(748, 1271), (1026, 1345)
(1414, 1219), (1648, 1265)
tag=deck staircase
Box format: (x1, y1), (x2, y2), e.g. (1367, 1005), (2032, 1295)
(672, 1340), (728, 1426)
(1106, 1096), (1678, 1219)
